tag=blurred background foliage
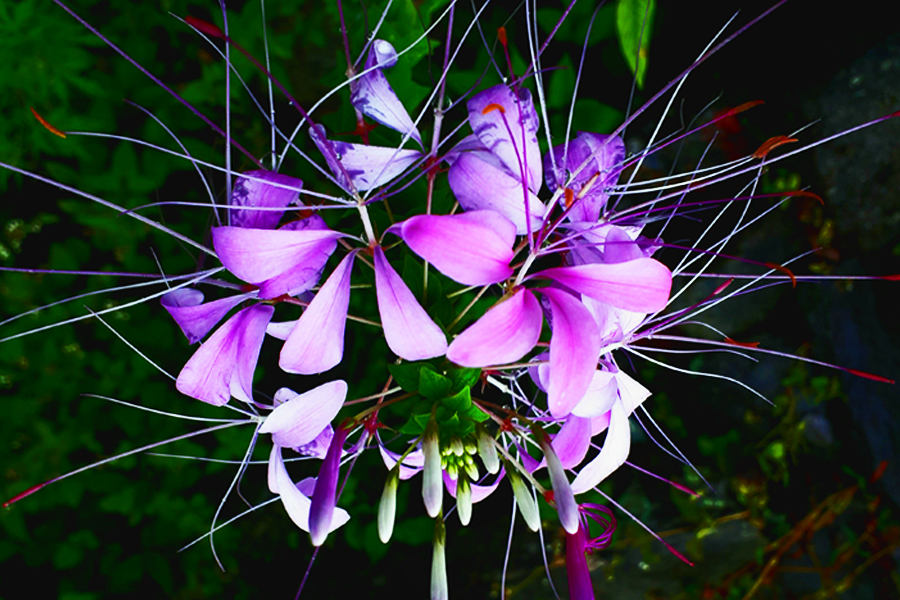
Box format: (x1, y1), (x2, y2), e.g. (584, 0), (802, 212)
(2, 0), (900, 598)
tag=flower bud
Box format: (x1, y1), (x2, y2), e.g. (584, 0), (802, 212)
(463, 455), (479, 481)
(378, 467), (399, 544)
(422, 419), (442, 518)
(457, 476), (472, 526)
(507, 462), (540, 532)
(534, 424), (579, 534)
(450, 436), (465, 457)
(477, 425), (500, 474)
(431, 516), (448, 600)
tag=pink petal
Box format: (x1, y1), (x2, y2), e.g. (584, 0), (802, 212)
(175, 304), (273, 406)
(448, 153), (545, 235)
(212, 226), (341, 299)
(447, 289), (542, 367)
(401, 211), (515, 286)
(541, 288), (602, 418)
(442, 468), (505, 503)
(161, 289), (250, 345)
(259, 380), (348, 448)
(467, 85), (542, 193)
(350, 39), (422, 146)
(571, 399), (630, 494)
(229, 170), (303, 230)
(280, 252), (355, 374)
(535, 258), (672, 313)
(571, 370), (617, 418)
(374, 246), (447, 360)
(553, 414), (592, 469)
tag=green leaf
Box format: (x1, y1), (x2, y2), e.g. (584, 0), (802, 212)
(616, 0), (655, 89)
(418, 366), (452, 399)
(447, 367), (481, 392)
(388, 362), (423, 392)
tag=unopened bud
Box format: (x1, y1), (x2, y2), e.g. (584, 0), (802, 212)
(507, 462), (540, 532)
(431, 516), (448, 600)
(450, 436), (464, 457)
(464, 458), (479, 482)
(423, 420), (442, 518)
(477, 426), (500, 474)
(446, 462), (459, 481)
(534, 424), (579, 535)
(464, 439), (478, 455)
(378, 467), (399, 544)
(457, 476), (472, 526)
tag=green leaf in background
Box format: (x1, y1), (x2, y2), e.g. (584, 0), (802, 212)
(616, 0), (655, 89)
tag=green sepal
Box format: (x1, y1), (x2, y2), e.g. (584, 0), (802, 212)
(447, 367), (481, 392)
(388, 362), (423, 393)
(419, 366), (452, 399)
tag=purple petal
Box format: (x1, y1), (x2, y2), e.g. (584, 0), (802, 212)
(401, 211), (515, 286)
(266, 320), (296, 340)
(540, 288), (602, 418)
(602, 226), (646, 264)
(229, 170), (303, 230)
(175, 304), (273, 405)
(448, 153), (545, 235)
(309, 424), (349, 546)
(212, 226), (341, 299)
(350, 39), (422, 146)
(553, 414), (592, 469)
(545, 133), (625, 223)
(378, 444), (425, 480)
(259, 380), (348, 448)
(330, 140), (422, 191)
(161, 289), (250, 345)
(566, 524), (595, 600)
(447, 289), (542, 367)
(467, 85), (542, 193)
(269, 445), (350, 533)
(571, 399), (630, 494)
(294, 425), (334, 459)
(374, 246), (447, 360)
(535, 258), (672, 313)
(280, 252), (355, 374)
(309, 124), (352, 192)
(442, 468), (505, 503)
